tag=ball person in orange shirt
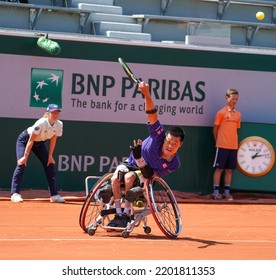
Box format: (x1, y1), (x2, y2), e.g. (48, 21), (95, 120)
(211, 89), (241, 201)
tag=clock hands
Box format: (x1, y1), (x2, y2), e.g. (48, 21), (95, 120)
(251, 153), (270, 159)
(251, 152), (259, 159)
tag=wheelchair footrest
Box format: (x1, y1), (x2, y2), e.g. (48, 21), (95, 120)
(100, 208), (116, 216)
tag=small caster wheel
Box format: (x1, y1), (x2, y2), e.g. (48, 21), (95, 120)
(144, 226), (151, 234)
(122, 230), (129, 238)
(87, 228), (96, 236)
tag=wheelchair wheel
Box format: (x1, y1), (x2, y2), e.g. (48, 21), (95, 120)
(79, 173), (113, 232)
(146, 177), (182, 238)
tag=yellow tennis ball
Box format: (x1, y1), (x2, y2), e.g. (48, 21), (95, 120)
(134, 200), (144, 207)
(137, 200), (144, 207)
(256, 11), (265, 20)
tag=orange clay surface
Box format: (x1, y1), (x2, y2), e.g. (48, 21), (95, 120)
(0, 190), (276, 260)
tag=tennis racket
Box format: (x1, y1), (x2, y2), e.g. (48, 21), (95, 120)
(118, 57), (141, 84)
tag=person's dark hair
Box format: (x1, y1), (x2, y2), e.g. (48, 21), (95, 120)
(226, 88), (239, 97)
(166, 126), (185, 143)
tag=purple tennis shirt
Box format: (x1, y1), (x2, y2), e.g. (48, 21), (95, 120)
(126, 120), (181, 178)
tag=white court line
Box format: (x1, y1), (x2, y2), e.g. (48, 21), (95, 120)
(0, 238), (276, 243)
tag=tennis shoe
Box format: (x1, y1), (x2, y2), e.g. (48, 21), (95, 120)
(223, 194), (233, 201)
(11, 193), (23, 203)
(107, 213), (131, 228)
(210, 193), (223, 200)
(50, 194), (65, 203)
(117, 213), (131, 228)
(107, 214), (123, 227)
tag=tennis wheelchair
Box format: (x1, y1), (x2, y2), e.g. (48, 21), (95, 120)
(79, 172), (182, 238)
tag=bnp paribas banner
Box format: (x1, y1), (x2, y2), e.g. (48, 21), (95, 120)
(1, 53), (276, 126)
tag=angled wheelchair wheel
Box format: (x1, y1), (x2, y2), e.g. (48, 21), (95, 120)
(79, 173), (113, 232)
(146, 177), (182, 238)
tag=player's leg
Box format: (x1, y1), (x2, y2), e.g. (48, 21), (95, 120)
(107, 164), (130, 227)
(108, 168), (141, 228)
(124, 171), (144, 206)
(122, 172), (136, 216)
(117, 171), (144, 228)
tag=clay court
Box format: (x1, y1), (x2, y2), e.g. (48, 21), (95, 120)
(1, 190), (276, 260)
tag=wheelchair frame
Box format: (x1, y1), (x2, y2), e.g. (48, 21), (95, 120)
(79, 173), (182, 238)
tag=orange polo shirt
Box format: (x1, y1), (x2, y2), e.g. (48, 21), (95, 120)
(214, 106), (241, 149)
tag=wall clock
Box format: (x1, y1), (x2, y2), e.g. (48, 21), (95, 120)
(237, 136), (275, 177)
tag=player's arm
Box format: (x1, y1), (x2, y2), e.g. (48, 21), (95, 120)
(130, 139), (154, 179)
(138, 81), (158, 124)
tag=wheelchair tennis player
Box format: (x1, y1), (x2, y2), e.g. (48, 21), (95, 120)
(104, 81), (185, 228)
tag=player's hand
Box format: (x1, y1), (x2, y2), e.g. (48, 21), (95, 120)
(47, 156), (55, 166)
(130, 139), (143, 159)
(138, 82), (150, 96)
(17, 156), (27, 166)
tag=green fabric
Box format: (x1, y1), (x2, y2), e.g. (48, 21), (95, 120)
(37, 37), (61, 55)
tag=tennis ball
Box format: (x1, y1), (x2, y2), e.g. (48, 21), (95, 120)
(256, 11), (265, 20)
(134, 200), (144, 207)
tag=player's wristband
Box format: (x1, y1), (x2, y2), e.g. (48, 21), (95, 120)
(145, 108), (157, 114)
(135, 157), (146, 168)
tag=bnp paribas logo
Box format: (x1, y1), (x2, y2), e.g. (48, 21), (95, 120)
(30, 68), (63, 108)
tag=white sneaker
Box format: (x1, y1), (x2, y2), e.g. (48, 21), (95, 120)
(50, 194), (65, 203)
(11, 193), (23, 203)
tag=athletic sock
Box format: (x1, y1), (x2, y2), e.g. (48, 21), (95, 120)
(224, 185), (230, 195)
(114, 199), (122, 216)
(123, 200), (131, 216)
(213, 185), (220, 195)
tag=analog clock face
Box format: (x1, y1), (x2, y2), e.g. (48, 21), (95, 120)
(237, 136), (275, 177)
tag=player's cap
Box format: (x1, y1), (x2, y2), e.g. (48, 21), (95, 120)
(47, 104), (61, 112)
